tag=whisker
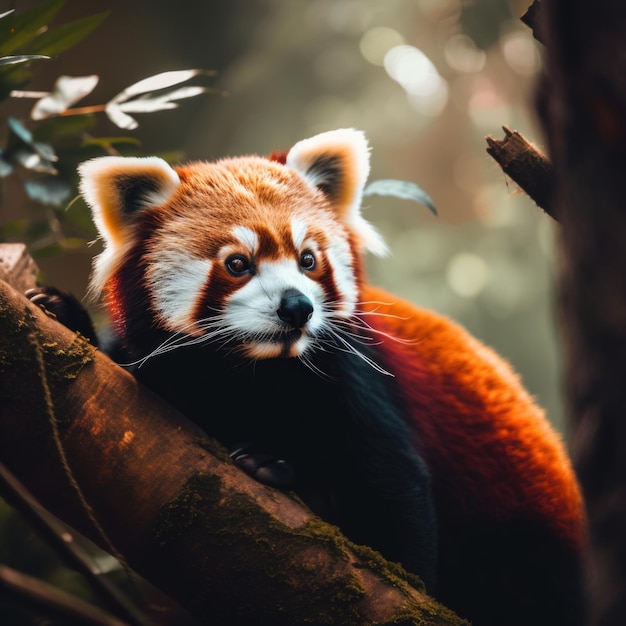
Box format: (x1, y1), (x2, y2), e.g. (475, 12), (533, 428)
(322, 326), (394, 376)
(123, 315), (238, 368)
(298, 351), (335, 381)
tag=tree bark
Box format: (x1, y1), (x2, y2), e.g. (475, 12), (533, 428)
(485, 125), (556, 219)
(537, 2), (626, 625)
(0, 260), (466, 625)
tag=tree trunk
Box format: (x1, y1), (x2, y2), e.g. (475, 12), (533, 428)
(0, 254), (466, 625)
(537, 2), (626, 624)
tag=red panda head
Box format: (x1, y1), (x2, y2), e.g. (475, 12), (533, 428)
(79, 128), (387, 360)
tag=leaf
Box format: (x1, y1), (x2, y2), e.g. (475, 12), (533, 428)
(104, 70), (212, 129)
(33, 113), (97, 143)
(117, 85), (207, 113)
(0, 155), (13, 177)
(7, 117), (58, 164)
(109, 69), (208, 105)
(32, 141), (57, 163)
(81, 135), (141, 148)
(13, 147), (58, 174)
(31, 75), (99, 119)
(7, 116), (35, 144)
(24, 176), (72, 206)
(363, 178), (438, 215)
(0, 54), (50, 66)
(0, 0), (65, 57)
(0, 71), (35, 101)
(103, 103), (138, 130)
(26, 11), (109, 57)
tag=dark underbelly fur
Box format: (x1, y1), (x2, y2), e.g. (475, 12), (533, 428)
(127, 337), (438, 590)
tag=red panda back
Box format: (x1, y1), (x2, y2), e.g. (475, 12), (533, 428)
(362, 284), (586, 551)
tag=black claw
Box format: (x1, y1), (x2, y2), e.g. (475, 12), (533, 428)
(25, 286), (99, 347)
(229, 442), (296, 489)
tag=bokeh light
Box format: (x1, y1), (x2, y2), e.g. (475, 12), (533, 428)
(360, 26), (405, 66)
(384, 44), (448, 116)
(443, 34), (486, 73)
(446, 253), (488, 297)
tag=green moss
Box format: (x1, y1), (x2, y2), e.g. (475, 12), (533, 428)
(0, 300), (95, 384)
(153, 472), (469, 625)
(0, 297), (95, 433)
(40, 333), (96, 382)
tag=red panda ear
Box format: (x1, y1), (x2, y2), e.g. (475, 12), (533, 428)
(78, 156), (180, 248)
(285, 128), (388, 256)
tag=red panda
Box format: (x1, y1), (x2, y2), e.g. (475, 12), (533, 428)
(31, 128), (587, 625)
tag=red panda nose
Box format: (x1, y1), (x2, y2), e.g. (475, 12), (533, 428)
(277, 289), (314, 329)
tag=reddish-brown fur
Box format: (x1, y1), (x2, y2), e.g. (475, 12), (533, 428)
(362, 285), (586, 552)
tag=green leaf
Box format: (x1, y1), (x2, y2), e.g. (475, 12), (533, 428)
(0, 54), (49, 66)
(363, 178), (438, 215)
(26, 11), (109, 57)
(0, 219), (30, 239)
(24, 176), (72, 207)
(0, 0), (65, 57)
(0, 68), (34, 101)
(81, 136), (141, 148)
(7, 116), (34, 144)
(0, 155), (14, 177)
(33, 113), (97, 143)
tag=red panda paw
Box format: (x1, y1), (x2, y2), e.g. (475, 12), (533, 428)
(25, 286), (99, 347)
(229, 442), (296, 489)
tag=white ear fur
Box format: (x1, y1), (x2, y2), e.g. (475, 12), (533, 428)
(285, 128), (388, 256)
(78, 156), (180, 248)
(78, 156), (180, 297)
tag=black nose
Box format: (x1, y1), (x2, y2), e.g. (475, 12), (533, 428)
(277, 289), (314, 329)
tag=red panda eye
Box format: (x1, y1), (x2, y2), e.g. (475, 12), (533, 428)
(225, 254), (251, 276)
(300, 250), (316, 271)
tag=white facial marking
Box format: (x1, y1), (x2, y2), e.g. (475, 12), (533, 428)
(291, 218), (308, 250)
(223, 258), (325, 357)
(325, 236), (357, 317)
(232, 226), (258, 253)
(90, 239), (134, 298)
(147, 250), (212, 333)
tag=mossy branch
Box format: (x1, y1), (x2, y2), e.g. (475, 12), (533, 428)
(0, 245), (466, 626)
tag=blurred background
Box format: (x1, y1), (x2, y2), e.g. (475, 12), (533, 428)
(1, 0), (562, 431)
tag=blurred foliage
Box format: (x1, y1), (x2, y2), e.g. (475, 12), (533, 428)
(0, 0), (212, 257)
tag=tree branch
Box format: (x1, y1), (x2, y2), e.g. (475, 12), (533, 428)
(0, 251), (466, 625)
(0, 565), (131, 626)
(520, 0), (546, 44)
(485, 125), (557, 219)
